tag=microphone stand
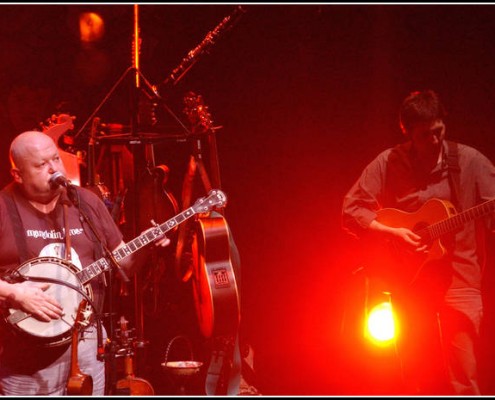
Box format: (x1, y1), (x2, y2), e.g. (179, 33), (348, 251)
(66, 185), (130, 396)
(71, 6), (187, 386)
(67, 185), (130, 277)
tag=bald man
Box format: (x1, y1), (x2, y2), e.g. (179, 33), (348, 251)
(0, 131), (169, 395)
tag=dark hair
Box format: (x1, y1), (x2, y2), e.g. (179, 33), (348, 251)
(399, 90), (447, 134)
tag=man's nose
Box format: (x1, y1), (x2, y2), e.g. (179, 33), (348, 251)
(47, 161), (58, 172)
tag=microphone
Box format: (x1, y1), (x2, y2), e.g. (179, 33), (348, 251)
(49, 171), (72, 189)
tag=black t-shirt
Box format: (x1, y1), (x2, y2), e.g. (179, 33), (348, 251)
(0, 182), (123, 369)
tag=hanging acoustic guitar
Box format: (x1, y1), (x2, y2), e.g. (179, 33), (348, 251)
(191, 214), (240, 339)
(175, 91), (218, 282)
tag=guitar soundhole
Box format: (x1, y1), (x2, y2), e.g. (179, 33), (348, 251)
(212, 268), (230, 288)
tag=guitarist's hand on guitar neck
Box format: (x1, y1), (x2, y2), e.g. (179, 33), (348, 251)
(149, 230), (171, 248)
(1, 281), (63, 322)
(112, 229), (171, 277)
(370, 220), (428, 254)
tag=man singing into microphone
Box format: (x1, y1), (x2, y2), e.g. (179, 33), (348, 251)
(0, 131), (170, 395)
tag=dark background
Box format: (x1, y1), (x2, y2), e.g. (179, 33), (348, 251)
(2, 3), (495, 396)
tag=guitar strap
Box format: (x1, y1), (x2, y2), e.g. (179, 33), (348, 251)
(0, 185), (104, 264)
(0, 187), (29, 263)
(445, 140), (461, 210)
(205, 334), (242, 396)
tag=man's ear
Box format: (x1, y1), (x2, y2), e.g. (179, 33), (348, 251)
(11, 168), (22, 183)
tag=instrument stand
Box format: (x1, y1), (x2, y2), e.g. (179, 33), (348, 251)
(175, 91), (223, 282)
(205, 334), (241, 395)
(74, 5), (190, 393)
(73, 5), (246, 395)
(182, 131), (221, 206)
(178, 140), (242, 396)
(71, 187), (131, 331)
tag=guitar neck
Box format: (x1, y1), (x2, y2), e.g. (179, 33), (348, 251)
(426, 198), (495, 240)
(76, 206), (197, 285)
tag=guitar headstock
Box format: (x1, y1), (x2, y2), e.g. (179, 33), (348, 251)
(183, 91), (213, 135)
(41, 113), (76, 144)
(192, 190), (227, 214)
(117, 315), (133, 347)
(119, 315), (128, 330)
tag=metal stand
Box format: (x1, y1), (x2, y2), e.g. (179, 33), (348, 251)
(72, 5), (246, 395)
(74, 5), (187, 393)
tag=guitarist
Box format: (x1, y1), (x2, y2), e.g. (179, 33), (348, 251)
(342, 90), (495, 395)
(0, 131), (171, 395)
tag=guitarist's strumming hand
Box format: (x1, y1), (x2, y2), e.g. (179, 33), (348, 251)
(2, 282), (63, 322)
(370, 220), (429, 254)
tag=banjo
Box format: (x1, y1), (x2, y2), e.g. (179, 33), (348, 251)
(2, 189), (227, 347)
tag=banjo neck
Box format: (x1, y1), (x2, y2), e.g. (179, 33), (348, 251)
(76, 190), (226, 285)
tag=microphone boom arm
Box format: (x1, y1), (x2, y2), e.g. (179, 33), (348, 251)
(153, 5), (246, 95)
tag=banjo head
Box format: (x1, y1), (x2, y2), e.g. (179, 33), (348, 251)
(5, 256), (93, 347)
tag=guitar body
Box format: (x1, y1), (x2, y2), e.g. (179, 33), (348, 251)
(67, 371), (93, 396)
(192, 215), (240, 339)
(370, 198), (458, 288)
(115, 376), (155, 396)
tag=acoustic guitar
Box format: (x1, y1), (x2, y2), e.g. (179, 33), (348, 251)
(175, 91), (220, 283)
(191, 214), (241, 396)
(66, 299), (93, 395)
(191, 214), (240, 339)
(369, 197), (495, 288)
